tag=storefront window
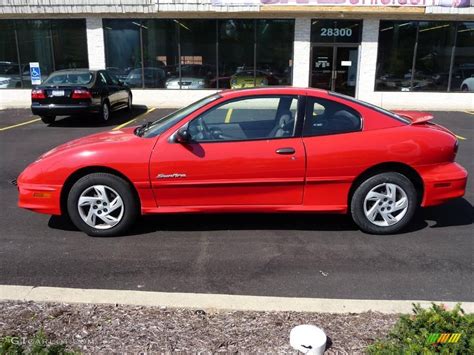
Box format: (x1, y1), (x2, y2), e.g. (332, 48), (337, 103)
(16, 20), (54, 88)
(51, 20), (88, 71)
(0, 19), (88, 89)
(311, 20), (362, 44)
(177, 19), (217, 89)
(376, 20), (473, 93)
(219, 20), (255, 89)
(0, 20), (20, 89)
(375, 21), (417, 92)
(414, 22), (456, 92)
(141, 19), (178, 88)
(104, 19), (142, 87)
(257, 19), (294, 86)
(451, 22), (474, 92)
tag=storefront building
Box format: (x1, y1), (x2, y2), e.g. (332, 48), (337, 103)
(0, 0), (473, 110)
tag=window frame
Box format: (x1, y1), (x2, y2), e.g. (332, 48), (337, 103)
(182, 94), (305, 144)
(302, 95), (363, 137)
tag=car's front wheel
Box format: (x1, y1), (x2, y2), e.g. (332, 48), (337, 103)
(40, 115), (55, 124)
(351, 172), (417, 234)
(67, 173), (139, 237)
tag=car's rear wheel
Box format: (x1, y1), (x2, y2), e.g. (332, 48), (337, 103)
(40, 115), (55, 124)
(67, 173), (139, 237)
(351, 172), (417, 234)
(99, 101), (110, 121)
(461, 85), (469, 92)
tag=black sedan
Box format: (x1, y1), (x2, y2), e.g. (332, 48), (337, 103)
(31, 69), (132, 124)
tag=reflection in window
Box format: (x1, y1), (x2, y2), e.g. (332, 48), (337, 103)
(104, 19), (141, 87)
(451, 22), (474, 92)
(142, 19), (177, 88)
(0, 20), (21, 89)
(0, 19), (88, 89)
(219, 20), (255, 89)
(16, 20), (55, 89)
(375, 21), (417, 92)
(177, 20), (217, 89)
(257, 20), (294, 86)
(376, 21), (474, 93)
(414, 22), (456, 92)
(51, 20), (88, 71)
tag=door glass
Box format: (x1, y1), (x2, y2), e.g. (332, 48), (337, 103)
(188, 95), (298, 142)
(310, 46), (333, 91)
(335, 47), (358, 97)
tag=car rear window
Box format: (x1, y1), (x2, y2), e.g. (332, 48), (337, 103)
(43, 72), (93, 86)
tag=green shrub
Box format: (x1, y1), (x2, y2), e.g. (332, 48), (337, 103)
(0, 330), (77, 355)
(367, 303), (474, 354)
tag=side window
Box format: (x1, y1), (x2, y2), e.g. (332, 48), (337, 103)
(106, 71), (120, 85)
(98, 72), (108, 86)
(303, 97), (361, 137)
(101, 71), (115, 85)
(187, 96), (298, 142)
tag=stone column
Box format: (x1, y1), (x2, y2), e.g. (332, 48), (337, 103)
(86, 17), (106, 70)
(292, 18), (311, 87)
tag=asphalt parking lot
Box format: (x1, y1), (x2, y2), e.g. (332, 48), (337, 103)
(0, 107), (472, 302)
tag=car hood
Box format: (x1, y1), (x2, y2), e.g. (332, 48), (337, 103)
(39, 127), (138, 160)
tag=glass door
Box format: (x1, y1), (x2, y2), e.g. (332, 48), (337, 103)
(310, 45), (358, 97)
(310, 46), (333, 91)
(334, 46), (358, 97)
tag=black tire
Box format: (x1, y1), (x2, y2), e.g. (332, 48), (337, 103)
(126, 93), (132, 111)
(461, 85), (469, 92)
(40, 115), (56, 124)
(67, 173), (139, 237)
(350, 172), (418, 235)
(99, 100), (110, 121)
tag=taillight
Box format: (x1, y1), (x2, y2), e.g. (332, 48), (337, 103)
(71, 89), (92, 99)
(31, 89), (46, 99)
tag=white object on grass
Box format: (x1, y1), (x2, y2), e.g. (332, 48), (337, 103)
(290, 324), (327, 355)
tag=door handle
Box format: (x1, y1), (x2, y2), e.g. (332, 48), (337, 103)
(276, 147), (295, 155)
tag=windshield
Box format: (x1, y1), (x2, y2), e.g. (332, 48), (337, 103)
(43, 72), (93, 86)
(140, 94), (221, 138)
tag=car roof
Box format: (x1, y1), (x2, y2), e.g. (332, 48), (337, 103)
(219, 87), (327, 98)
(50, 69), (97, 74)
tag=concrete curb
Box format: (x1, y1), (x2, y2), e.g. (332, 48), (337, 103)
(1, 285), (473, 314)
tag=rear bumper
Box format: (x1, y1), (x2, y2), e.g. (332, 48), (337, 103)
(31, 103), (100, 116)
(419, 162), (468, 207)
(17, 181), (62, 215)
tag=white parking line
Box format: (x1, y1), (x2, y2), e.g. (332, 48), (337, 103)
(1, 285), (472, 314)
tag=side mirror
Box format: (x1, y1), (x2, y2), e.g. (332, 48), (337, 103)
(175, 126), (191, 143)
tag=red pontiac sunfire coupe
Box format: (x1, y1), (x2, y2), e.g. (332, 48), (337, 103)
(18, 88), (467, 237)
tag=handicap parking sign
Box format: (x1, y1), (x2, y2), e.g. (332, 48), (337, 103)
(30, 62), (42, 85)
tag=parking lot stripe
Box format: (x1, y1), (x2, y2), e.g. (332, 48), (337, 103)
(464, 111), (474, 115)
(455, 135), (467, 141)
(1, 285), (473, 314)
(113, 107), (156, 131)
(0, 118), (41, 131)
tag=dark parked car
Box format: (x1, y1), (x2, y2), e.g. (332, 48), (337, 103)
(31, 69), (132, 124)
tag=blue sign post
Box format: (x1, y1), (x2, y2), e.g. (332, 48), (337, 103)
(30, 62), (42, 85)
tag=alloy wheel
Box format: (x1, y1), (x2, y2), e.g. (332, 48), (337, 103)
(363, 183), (408, 227)
(102, 103), (109, 121)
(77, 185), (124, 229)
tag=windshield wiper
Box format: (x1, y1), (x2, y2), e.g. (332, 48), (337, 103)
(135, 121), (153, 137)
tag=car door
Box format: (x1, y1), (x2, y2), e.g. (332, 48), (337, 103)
(100, 71), (121, 109)
(107, 70), (129, 103)
(149, 95), (306, 207)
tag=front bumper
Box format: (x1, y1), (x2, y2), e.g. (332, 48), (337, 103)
(17, 181), (62, 215)
(31, 103), (100, 116)
(419, 162), (468, 207)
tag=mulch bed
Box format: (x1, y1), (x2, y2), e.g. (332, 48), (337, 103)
(0, 301), (399, 353)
